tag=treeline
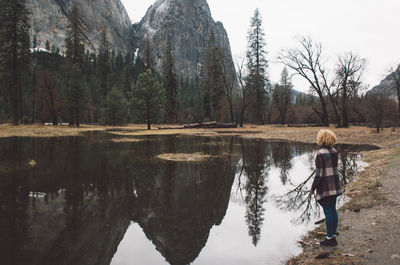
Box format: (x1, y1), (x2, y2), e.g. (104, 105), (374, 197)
(233, 9), (399, 131)
(0, 2), (162, 127)
(184, 9), (399, 130)
(0, 2), (398, 130)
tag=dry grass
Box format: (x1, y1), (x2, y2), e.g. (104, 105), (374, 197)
(109, 125), (400, 148)
(0, 124), (111, 138)
(156, 153), (211, 162)
(110, 138), (143, 143)
(1, 124), (400, 148)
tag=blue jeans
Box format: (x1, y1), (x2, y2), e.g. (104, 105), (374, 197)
(318, 196), (338, 238)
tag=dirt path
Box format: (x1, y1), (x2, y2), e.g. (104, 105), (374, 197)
(336, 156), (400, 265)
(362, 157), (400, 265)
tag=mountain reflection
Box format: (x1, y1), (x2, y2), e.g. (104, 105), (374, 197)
(131, 137), (237, 265)
(0, 135), (377, 265)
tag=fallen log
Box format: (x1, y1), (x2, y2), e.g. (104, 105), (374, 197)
(156, 121), (238, 129)
(184, 121), (238, 129)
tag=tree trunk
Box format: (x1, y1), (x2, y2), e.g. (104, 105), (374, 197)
(328, 93), (341, 126)
(342, 92), (349, 128)
(280, 109), (287, 125)
(49, 88), (58, 125)
(229, 98), (235, 123)
(398, 93), (400, 126)
(147, 101), (151, 130)
(32, 66), (36, 124)
(239, 107), (244, 128)
(240, 94), (246, 128)
(75, 86), (79, 127)
(321, 99), (330, 126)
(342, 107), (349, 128)
(11, 10), (19, 125)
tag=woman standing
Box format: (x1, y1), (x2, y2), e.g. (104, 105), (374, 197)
(310, 129), (343, 246)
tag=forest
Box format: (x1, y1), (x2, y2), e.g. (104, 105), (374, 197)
(0, 1), (399, 132)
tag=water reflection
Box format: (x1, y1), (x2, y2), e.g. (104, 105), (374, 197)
(0, 135), (378, 265)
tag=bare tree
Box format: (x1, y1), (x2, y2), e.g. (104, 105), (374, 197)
(217, 50), (236, 123)
(36, 69), (62, 125)
(236, 57), (248, 127)
(335, 52), (366, 127)
(279, 37), (330, 126)
(365, 90), (390, 133)
(276, 170), (320, 223)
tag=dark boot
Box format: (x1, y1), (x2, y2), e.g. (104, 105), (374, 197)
(319, 237), (337, 246)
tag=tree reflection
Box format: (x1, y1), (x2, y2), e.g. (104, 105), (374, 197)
(271, 142), (293, 185)
(0, 138), (30, 265)
(277, 146), (369, 223)
(240, 139), (270, 246)
(277, 170), (320, 223)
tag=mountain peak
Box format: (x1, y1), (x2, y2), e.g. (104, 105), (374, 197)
(136, 0), (233, 82)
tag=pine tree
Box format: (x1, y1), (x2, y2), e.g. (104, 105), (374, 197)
(65, 4), (86, 127)
(0, 0), (31, 125)
(45, 40), (50, 51)
(162, 42), (178, 123)
(32, 35), (37, 49)
(131, 69), (165, 130)
(115, 50), (124, 73)
(104, 86), (128, 125)
(246, 9), (269, 125)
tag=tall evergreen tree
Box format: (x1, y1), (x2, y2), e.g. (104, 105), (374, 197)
(65, 4), (86, 127)
(32, 35), (37, 49)
(246, 9), (269, 125)
(0, 0), (31, 125)
(162, 42), (178, 123)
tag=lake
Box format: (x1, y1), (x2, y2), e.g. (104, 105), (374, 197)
(0, 134), (378, 265)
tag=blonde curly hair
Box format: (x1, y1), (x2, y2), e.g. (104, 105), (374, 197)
(317, 129), (337, 147)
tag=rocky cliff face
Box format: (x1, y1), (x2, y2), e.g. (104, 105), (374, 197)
(135, 0), (235, 82)
(28, 0), (133, 53)
(371, 64), (400, 98)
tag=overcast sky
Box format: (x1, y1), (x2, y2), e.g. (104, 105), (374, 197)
(120, 0), (400, 92)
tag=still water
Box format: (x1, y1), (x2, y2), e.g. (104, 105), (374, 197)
(0, 134), (378, 265)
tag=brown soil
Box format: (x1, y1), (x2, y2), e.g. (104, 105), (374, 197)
(1, 124), (400, 264)
(156, 153), (211, 162)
